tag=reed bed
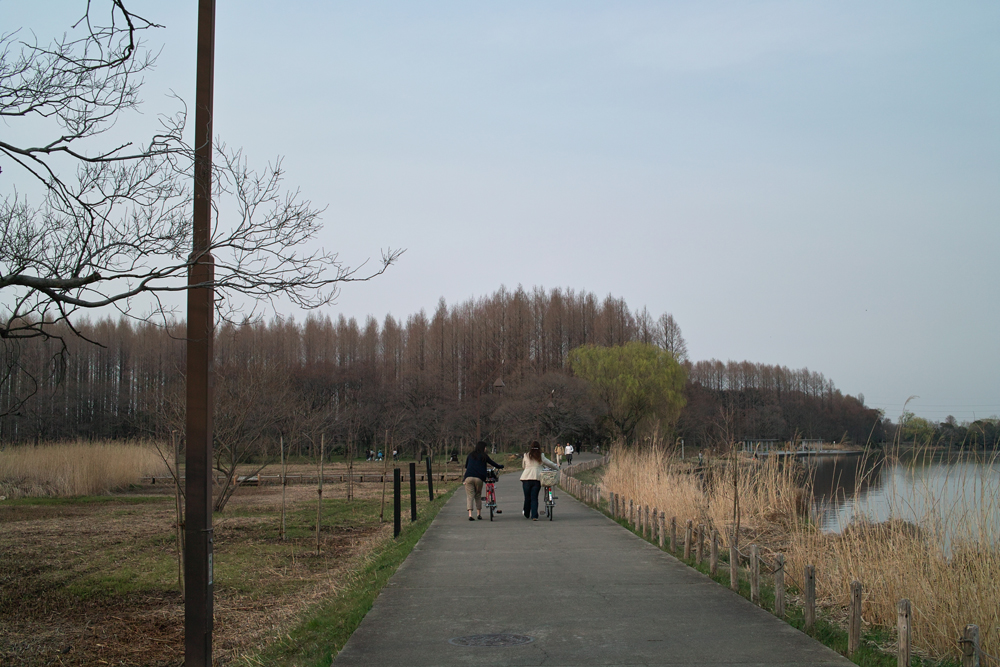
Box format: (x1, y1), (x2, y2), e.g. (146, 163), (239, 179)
(602, 445), (1000, 662)
(601, 445), (805, 551)
(0, 440), (169, 497)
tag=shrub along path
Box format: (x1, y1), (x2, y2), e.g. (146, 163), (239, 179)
(332, 457), (852, 666)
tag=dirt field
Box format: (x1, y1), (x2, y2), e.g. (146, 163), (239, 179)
(0, 477), (440, 666)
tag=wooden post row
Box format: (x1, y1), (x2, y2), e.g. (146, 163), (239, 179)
(804, 565), (816, 632)
(962, 624), (981, 667)
(774, 554), (785, 618)
(750, 544), (760, 604)
(897, 599), (911, 667)
(710, 529), (718, 576)
(729, 534), (738, 591)
(848, 580), (862, 657)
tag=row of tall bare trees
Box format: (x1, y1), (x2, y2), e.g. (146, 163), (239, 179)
(0, 285), (879, 452)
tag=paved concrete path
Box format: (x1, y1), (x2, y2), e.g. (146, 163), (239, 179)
(333, 460), (853, 666)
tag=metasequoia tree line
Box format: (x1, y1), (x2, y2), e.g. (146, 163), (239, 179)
(0, 285), (881, 450)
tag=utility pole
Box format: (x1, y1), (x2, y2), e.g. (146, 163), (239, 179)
(185, 1), (216, 665)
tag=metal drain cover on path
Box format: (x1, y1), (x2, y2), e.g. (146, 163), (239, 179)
(448, 633), (535, 647)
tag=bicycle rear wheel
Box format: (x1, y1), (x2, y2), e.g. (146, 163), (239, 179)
(490, 504), (494, 521)
(548, 503), (554, 521)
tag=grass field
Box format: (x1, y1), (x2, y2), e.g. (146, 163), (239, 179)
(0, 471), (457, 666)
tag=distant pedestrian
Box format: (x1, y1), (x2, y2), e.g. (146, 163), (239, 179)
(555, 444), (564, 465)
(520, 441), (559, 520)
(463, 441), (504, 521)
(564, 442), (574, 465)
(392, 449), (399, 461)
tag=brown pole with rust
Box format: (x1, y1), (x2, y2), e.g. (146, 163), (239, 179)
(185, 1), (216, 665)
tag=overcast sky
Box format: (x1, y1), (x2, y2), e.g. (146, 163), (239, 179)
(6, 1), (999, 423)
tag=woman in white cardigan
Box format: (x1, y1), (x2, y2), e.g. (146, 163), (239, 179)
(520, 441), (559, 520)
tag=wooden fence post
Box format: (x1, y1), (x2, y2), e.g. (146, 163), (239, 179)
(697, 523), (706, 564)
(774, 554), (785, 618)
(962, 624), (980, 667)
(684, 519), (693, 560)
(670, 517), (677, 552)
(645, 506), (651, 539)
(849, 580), (862, 657)
(629, 499), (635, 527)
(729, 533), (738, 591)
(659, 512), (666, 549)
(710, 529), (719, 576)
(804, 565), (816, 632)
(651, 507), (658, 541)
(897, 599), (911, 667)
(750, 544), (760, 604)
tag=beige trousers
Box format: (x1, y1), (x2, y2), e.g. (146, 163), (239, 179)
(464, 477), (483, 511)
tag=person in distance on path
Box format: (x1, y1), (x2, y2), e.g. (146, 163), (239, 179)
(564, 442), (574, 465)
(520, 441), (559, 521)
(463, 441), (504, 521)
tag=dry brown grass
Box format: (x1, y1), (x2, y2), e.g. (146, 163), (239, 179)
(602, 445), (1000, 662)
(601, 445), (805, 551)
(0, 440), (169, 497)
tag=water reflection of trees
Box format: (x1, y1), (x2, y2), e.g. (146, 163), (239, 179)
(808, 454), (885, 530)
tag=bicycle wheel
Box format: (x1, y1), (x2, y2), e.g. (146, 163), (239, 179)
(548, 503), (554, 521)
(490, 504), (494, 521)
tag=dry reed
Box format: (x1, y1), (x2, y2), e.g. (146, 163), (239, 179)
(602, 444), (1000, 662)
(0, 440), (169, 497)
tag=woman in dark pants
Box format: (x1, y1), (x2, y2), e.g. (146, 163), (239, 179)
(519, 441), (559, 520)
(463, 441), (504, 521)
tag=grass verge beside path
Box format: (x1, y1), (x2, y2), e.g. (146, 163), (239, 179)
(240, 485), (458, 667)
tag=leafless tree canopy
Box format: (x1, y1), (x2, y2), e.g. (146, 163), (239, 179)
(1, 1), (402, 344)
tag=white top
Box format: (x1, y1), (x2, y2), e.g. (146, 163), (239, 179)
(565, 444), (575, 455)
(520, 452), (560, 480)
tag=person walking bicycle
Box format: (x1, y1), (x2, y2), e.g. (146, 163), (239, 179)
(520, 441), (559, 521)
(463, 441), (504, 521)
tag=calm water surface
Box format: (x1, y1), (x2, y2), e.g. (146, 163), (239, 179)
(809, 451), (1000, 542)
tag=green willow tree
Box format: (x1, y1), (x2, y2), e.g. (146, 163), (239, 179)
(569, 342), (686, 444)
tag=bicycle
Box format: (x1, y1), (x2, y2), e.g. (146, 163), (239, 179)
(540, 467), (558, 521)
(484, 467), (502, 521)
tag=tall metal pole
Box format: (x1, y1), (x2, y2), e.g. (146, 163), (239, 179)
(185, 1), (216, 665)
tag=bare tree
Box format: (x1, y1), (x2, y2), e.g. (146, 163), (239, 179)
(656, 313), (689, 363)
(0, 2), (401, 415)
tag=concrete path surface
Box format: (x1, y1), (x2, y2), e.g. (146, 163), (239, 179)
(333, 460), (852, 666)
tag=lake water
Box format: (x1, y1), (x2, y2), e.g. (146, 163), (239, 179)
(809, 450), (1000, 543)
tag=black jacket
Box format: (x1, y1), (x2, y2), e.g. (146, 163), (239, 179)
(464, 452), (503, 481)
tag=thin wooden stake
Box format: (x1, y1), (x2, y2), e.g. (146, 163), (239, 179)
(316, 434), (325, 554)
(172, 431), (184, 595)
(696, 524), (705, 564)
(775, 554), (785, 618)
(380, 430), (390, 522)
(729, 533), (738, 591)
(280, 435), (287, 541)
(684, 519), (693, 560)
(804, 565), (816, 632)
(897, 599), (911, 667)
(750, 544), (760, 604)
(849, 580), (862, 657)
(670, 516), (677, 553)
(710, 529), (718, 576)
(659, 512), (665, 549)
(644, 506), (651, 539)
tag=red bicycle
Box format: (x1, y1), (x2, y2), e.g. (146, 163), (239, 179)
(484, 467), (502, 521)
